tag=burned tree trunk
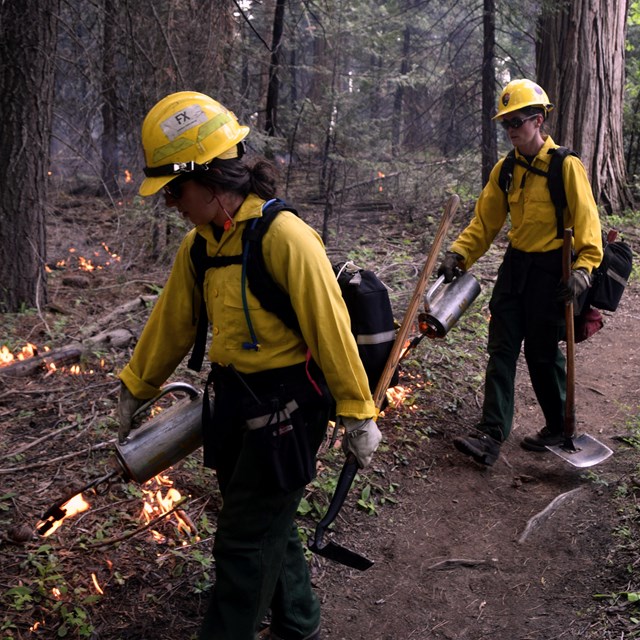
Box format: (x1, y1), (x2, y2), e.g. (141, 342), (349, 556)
(537, 0), (633, 213)
(0, 1), (60, 312)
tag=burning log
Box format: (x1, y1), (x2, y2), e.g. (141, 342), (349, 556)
(0, 329), (136, 378)
(0, 344), (83, 377)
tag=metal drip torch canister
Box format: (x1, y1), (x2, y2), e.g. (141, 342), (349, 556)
(114, 382), (205, 484)
(419, 272), (481, 338)
(35, 382), (208, 536)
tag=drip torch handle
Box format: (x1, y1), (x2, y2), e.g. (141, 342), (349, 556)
(424, 274), (446, 311)
(132, 382), (200, 421)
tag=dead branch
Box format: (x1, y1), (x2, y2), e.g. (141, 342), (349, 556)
(0, 441), (114, 474)
(518, 487), (584, 544)
(334, 172), (400, 195)
(428, 558), (497, 571)
(0, 421), (80, 461)
(78, 294), (157, 338)
(89, 496), (189, 547)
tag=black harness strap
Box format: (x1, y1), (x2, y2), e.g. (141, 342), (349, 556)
(497, 146), (578, 240)
(187, 199), (299, 372)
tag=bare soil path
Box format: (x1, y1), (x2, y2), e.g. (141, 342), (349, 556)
(1, 195), (638, 640)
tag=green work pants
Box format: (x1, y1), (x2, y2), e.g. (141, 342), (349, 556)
(198, 364), (330, 640)
(478, 247), (566, 443)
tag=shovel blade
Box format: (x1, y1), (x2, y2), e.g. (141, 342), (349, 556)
(546, 433), (613, 468)
(308, 539), (374, 571)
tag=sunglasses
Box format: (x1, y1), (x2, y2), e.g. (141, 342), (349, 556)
(499, 114), (538, 130)
(163, 175), (193, 200)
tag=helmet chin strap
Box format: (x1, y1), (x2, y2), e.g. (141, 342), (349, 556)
(214, 195), (235, 231)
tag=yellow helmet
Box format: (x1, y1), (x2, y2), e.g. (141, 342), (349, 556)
(493, 79), (554, 120)
(139, 91), (250, 196)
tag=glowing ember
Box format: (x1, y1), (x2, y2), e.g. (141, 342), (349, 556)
(124, 169), (133, 183)
(91, 573), (104, 595)
(37, 493), (90, 537)
(377, 170), (385, 192)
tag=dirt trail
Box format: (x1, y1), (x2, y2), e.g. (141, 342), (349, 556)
(316, 285), (640, 640)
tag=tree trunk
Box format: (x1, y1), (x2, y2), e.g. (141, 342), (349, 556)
(481, 0), (497, 186)
(537, 0), (633, 213)
(99, 0), (120, 199)
(392, 26), (411, 156)
(0, 1), (60, 312)
(265, 0), (286, 136)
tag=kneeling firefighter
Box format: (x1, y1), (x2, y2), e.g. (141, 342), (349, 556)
(116, 92), (381, 640)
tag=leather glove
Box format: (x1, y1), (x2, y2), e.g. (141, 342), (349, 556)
(437, 251), (465, 283)
(340, 417), (382, 468)
(117, 383), (145, 443)
(556, 267), (591, 303)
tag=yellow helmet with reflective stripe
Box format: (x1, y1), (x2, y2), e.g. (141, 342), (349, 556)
(139, 91), (250, 196)
(493, 79), (554, 120)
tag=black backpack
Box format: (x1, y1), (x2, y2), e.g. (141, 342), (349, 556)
(497, 147), (633, 313)
(187, 198), (397, 394)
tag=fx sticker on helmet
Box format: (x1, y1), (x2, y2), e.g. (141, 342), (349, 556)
(502, 93), (510, 107)
(161, 105), (208, 142)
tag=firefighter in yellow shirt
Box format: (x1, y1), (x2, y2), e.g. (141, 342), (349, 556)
(116, 92), (381, 640)
(438, 79), (603, 467)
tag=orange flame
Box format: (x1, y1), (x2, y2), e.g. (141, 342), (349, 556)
(377, 170), (385, 192)
(91, 573), (104, 595)
(38, 493), (90, 537)
(124, 169), (132, 183)
(141, 473), (194, 542)
(0, 343), (39, 367)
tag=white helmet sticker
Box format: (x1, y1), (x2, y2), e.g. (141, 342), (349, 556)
(160, 105), (208, 141)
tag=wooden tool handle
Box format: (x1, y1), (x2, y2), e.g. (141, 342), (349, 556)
(372, 194), (460, 409)
(563, 228), (576, 438)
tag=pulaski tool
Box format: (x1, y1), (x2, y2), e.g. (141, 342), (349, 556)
(308, 194), (460, 570)
(545, 229), (613, 468)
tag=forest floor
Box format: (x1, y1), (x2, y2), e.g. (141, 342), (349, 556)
(1, 188), (640, 640)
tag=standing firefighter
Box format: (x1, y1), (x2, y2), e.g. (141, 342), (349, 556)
(116, 92), (381, 640)
(438, 79), (602, 467)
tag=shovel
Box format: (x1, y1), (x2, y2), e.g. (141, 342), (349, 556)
(308, 194), (460, 569)
(545, 229), (613, 468)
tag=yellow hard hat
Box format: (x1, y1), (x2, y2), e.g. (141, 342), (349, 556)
(139, 91), (250, 196)
(493, 79), (554, 120)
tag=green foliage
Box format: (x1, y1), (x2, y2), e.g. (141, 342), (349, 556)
(1, 545), (98, 638)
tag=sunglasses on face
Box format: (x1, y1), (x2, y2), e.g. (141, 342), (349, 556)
(499, 114), (538, 130)
(163, 175), (192, 200)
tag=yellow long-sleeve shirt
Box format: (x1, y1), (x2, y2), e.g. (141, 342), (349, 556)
(451, 136), (603, 272)
(119, 193), (375, 419)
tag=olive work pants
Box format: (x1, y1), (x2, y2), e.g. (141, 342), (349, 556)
(198, 364), (331, 640)
(478, 247), (566, 443)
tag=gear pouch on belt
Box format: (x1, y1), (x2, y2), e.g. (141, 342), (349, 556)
(244, 397), (315, 493)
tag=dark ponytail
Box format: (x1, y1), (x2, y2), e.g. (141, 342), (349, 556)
(194, 157), (279, 200)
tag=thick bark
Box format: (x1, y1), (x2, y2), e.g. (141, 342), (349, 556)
(481, 0), (497, 186)
(537, 0), (633, 213)
(0, 1), (60, 312)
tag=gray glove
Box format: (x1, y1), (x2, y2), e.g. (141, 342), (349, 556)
(117, 383), (145, 443)
(556, 268), (591, 302)
(340, 417), (382, 468)
(437, 251), (465, 283)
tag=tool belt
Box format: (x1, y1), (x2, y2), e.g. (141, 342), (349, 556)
(202, 362), (331, 492)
